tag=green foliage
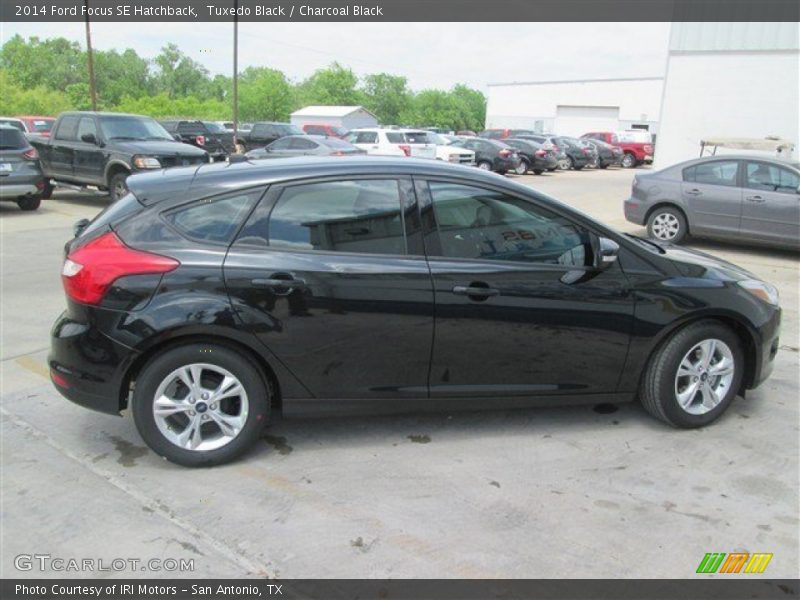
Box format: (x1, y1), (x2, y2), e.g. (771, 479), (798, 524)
(0, 36), (487, 132)
(238, 67), (294, 122)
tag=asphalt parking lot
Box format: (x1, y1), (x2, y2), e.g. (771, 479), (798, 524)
(1, 166), (798, 579)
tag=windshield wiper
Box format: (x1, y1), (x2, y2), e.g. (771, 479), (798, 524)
(624, 233), (665, 253)
(144, 136), (172, 141)
(109, 136), (145, 141)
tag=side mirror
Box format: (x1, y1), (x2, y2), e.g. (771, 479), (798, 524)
(73, 218), (90, 238)
(80, 133), (97, 145)
(594, 236), (620, 270)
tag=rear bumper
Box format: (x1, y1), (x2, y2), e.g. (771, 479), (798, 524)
(48, 311), (138, 416)
(624, 196), (648, 225)
(0, 183), (40, 198)
(494, 157), (521, 171)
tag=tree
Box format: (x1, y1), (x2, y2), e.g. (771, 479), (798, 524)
(93, 48), (152, 106)
(153, 43), (211, 98)
(0, 35), (85, 90)
(297, 62), (362, 107)
(450, 84), (487, 131)
(361, 73), (410, 125)
(113, 93), (229, 119)
(0, 69), (73, 115)
(238, 67), (294, 121)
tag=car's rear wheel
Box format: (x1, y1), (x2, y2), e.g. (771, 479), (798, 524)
(647, 207), (687, 243)
(477, 160), (492, 171)
(621, 153), (637, 168)
(640, 321), (743, 428)
(515, 159), (529, 175)
(109, 172), (130, 203)
(132, 344), (270, 467)
(533, 169), (544, 175)
(17, 195), (41, 211)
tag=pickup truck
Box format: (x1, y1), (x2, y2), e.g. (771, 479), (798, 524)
(581, 130), (654, 168)
(160, 119), (235, 161)
(32, 111), (209, 201)
(235, 121), (304, 152)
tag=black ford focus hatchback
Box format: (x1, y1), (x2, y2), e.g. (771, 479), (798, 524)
(50, 157), (781, 466)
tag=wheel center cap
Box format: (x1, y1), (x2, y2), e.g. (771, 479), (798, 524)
(700, 373), (708, 382)
(195, 402), (208, 413)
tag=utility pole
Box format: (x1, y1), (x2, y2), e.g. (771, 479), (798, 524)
(84, 0), (97, 111)
(233, 0), (239, 151)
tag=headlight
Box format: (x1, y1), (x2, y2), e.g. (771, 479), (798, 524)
(738, 279), (780, 306)
(132, 156), (161, 169)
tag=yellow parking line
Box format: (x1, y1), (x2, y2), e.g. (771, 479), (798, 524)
(14, 355), (49, 380)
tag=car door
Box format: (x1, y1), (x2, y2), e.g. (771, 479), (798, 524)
(681, 159), (742, 237)
(740, 160), (800, 247)
(223, 176), (434, 400)
(418, 178), (634, 398)
(263, 136), (293, 158)
(73, 116), (105, 185)
(49, 115), (79, 180)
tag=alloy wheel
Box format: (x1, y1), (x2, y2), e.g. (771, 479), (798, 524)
(651, 212), (680, 241)
(152, 363), (249, 451)
(674, 339), (735, 415)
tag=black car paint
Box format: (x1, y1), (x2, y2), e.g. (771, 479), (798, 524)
(451, 138), (520, 173)
(161, 120), (235, 161)
(504, 138), (558, 172)
(50, 157), (780, 419)
(236, 122), (304, 151)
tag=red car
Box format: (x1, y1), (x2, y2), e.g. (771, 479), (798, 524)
(16, 116), (56, 137)
(301, 123), (349, 138)
(479, 128), (535, 140)
(581, 130), (654, 168)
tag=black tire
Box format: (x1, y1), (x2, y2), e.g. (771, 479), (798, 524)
(547, 167), (557, 172)
(599, 162), (609, 169)
(108, 172), (130, 203)
(640, 320), (744, 428)
(647, 206), (687, 244)
(514, 159), (529, 175)
(477, 160), (492, 171)
(533, 169), (544, 175)
(41, 180), (54, 199)
(574, 164), (583, 171)
(621, 153), (637, 168)
(17, 195), (41, 211)
(132, 343), (271, 467)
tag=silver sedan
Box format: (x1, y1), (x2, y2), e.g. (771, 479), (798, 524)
(624, 155), (800, 250)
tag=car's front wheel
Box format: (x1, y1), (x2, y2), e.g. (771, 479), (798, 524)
(477, 160), (492, 171)
(132, 343), (270, 467)
(621, 153), (637, 168)
(17, 195), (41, 211)
(640, 321), (743, 428)
(647, 207), (687, 243)
(515, 159), (529, 175)
(109, 172), (130, 202)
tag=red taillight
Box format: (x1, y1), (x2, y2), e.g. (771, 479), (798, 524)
(581, 148), (590, 155)
(398, 144), (411, 157)
(644, 144), (653, 153)
(50, 368), (71, 389)
(196, 135), (205, 146)
(22, 147), (38, 160)
(61, 232), (179, 305)
(499, 149), (511, 158)
(332, 151), (344, 156)
(535, 149), (546, 157)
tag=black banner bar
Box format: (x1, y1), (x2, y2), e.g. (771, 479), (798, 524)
(2, 0), (799, 22)
(3, 579), (800, 600)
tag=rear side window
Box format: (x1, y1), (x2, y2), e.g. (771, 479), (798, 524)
(165, 191), (261, 244)
(386, 132), (404, 143)
(353, 131), (378, 144)
(55, 116), (79, 141)
(684, 161), (739, 187)
(265, 179), (406, 255)
(0, 128), (28, 149)
(79, 192), (142, 239)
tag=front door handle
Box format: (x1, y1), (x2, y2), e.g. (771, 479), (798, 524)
(452, 284), (500, 299)
(745, 195), (765, 203)
(685, 189), (702, 196)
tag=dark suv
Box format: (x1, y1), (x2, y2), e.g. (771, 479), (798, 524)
(161, 120), (235, 162)
(50, 157), (781, 466)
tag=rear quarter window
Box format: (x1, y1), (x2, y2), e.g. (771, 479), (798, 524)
(0, 128), (28, 149)
(164, 190), (262, 244)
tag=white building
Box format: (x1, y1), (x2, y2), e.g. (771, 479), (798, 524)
(290, 105), (378, 131)
(484, 77), (664, 138)
(655, 22), (800, 168)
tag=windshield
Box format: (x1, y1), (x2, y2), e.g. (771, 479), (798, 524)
(203, 122), (226, 133)
(0, 119), (25, 132)
(426, 132), (445, 144)
(276, 124), (304, 135)
(100, 116), (173, 141)
(30, 119), (55, 132)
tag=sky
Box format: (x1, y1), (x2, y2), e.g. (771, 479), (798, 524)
(3, 22), (672, 91)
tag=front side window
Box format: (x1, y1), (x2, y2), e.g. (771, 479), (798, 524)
(290, 137), (317, 150)
(55, 116), (79, 141)
(353, 131), (378, 144)
(268, 137), (292, 151)
(165, 191), (261, 244)
(76, 117), (97, 141)
(745, 162), (800, 194)
(429, 182), (590, 266)
(267, 179), (406, 255)
(684, 161), (739, 187)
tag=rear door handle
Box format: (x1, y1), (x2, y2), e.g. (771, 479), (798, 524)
(745, 195), (765, 203)
(685, 189), (702, 196)
(452, 285), (500, 298)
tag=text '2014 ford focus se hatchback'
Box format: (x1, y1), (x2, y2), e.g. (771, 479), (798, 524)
(49, 157), (782, 466)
